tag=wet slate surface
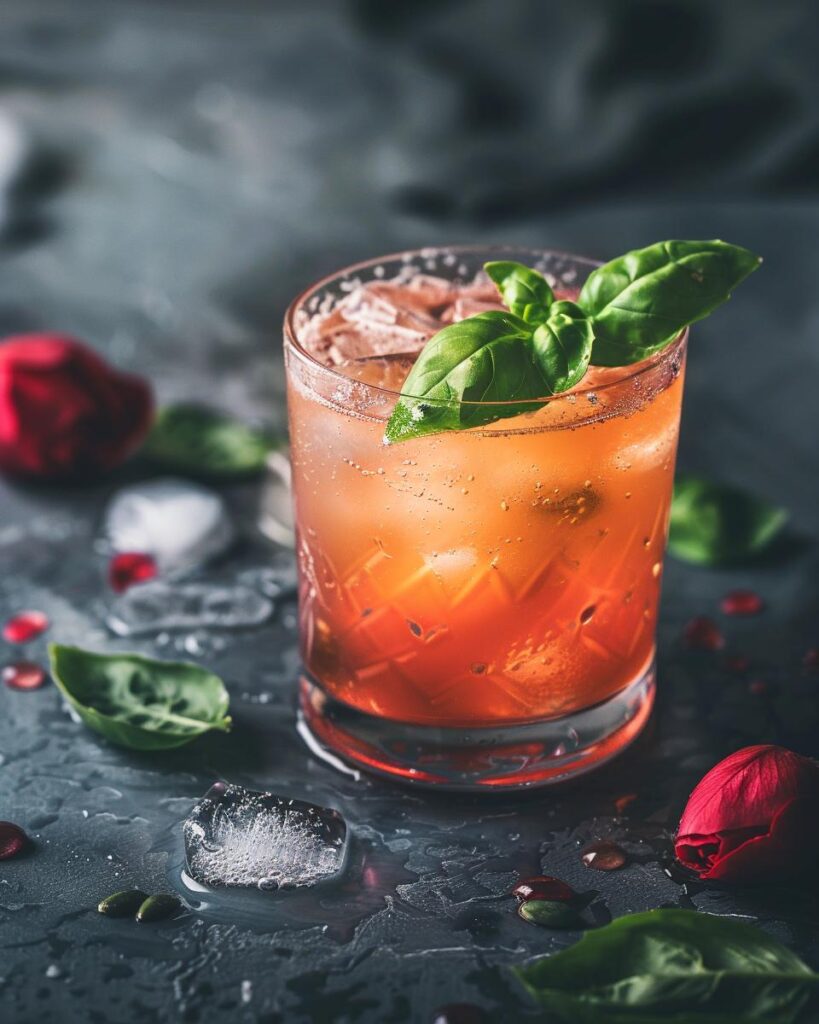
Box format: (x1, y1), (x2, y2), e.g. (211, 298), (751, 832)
(1, 2), (819, 1022)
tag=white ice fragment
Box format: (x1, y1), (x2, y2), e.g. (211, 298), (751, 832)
(183, 783), (347, 890)
(106, 581), (272, 636)
(104, 478), (234, 573)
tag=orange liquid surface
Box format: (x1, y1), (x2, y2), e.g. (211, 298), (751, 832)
(287, 286), (685, 727)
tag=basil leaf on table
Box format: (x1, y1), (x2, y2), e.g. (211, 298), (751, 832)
(384, 311), (547, 444)
(669, 476), (788, 566)
(580, 240), (761, 366)
(49, 644), (231, 751)
(484, 260), (555, 324)
(143, 403), (276, 478)
(514, 909), (819, 1024)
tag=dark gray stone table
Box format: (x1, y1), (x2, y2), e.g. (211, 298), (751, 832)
(0, 2), (818, 1021)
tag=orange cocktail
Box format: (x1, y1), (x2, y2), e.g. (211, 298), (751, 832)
(284, 247), (685, 788)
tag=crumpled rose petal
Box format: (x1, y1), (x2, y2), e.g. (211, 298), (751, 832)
(675, 745), (819, 883)
(0, 334), (153, 479)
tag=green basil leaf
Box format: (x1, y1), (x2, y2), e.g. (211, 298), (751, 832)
(580, 240), (761, 366)
(49, 644), (231, 751)
(669, 476), (788, 566)
(384, 311), (548, 444)
(514, 909), (819, 1024)
(484, 260), (555, 324)
(143, 404), (277, 479)
(532, 300), (594, 393)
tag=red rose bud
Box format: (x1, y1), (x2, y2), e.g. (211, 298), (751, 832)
(675, 745), (819, 883)
(0, 334), (153, 479)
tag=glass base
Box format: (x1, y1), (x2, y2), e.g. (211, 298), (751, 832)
(297, 657), (656, 790)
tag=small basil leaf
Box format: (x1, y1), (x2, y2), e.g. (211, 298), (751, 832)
(485, 261), (555, 324)
(669, 476), (788, 566)
(580, 240), (761, 366)
(532, 300), (594, 393)
(384, 311), (548, 444)
(143, 403), (277, 479)
(49, 644), (231, 751)
(514, 908), (818, 1023)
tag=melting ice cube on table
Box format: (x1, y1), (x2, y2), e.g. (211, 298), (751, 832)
(183, 783), (347, 889)
(104, 477), (234, 573)
(106, 581), (272, 636)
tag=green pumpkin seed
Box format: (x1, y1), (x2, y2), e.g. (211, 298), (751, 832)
(517, 899), (583, 929)
(135, 893), (182, 923)
(97, 888), (149, 917)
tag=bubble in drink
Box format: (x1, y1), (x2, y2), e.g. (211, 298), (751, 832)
(183, 783), (347, 889)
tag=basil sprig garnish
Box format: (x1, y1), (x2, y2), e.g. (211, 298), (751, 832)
(385, 239), (760, 443)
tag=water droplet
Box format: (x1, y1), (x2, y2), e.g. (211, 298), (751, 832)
(683, 616), (724, 651)
(470, 663), (486, 675)
(2, 610), (49, 644)
(0, 821), (29, 859)
(511, 875), (574, 903)
(108, 552), (158, 593)
(579, 605), (596, 624)
(651, 562), (662, 578)
(2, 661), (46, 691)
(407, 620), (422, 637)
(581, 840), (627, 871)
(720, 589), (764, 616)
(500, 500), (508, 511)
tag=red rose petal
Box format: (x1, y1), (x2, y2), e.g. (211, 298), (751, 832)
(2, 661), (46, 690)
(0, 821), (29, 859)
(108, 552), (158, 593)
(2, 610), (49, 644)
(675, 745), (819, 883)
(721, 590), (764, 616)
(683, 616), (724, 651)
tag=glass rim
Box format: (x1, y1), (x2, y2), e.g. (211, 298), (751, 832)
(283, 245), (687, 406)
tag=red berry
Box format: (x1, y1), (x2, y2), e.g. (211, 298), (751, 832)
(748, 679), (768, 695)
(2, 662), (46, 690)
(721, 590), (764, 616)
(511, 874), (574, 903)
(0, 822), (28, 859)
(2, 610), (49, 644)
(108, 552), (157, 593)
(683, 616), (724, 651)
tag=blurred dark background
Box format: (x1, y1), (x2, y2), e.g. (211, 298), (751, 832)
(0, 0), (817, 523)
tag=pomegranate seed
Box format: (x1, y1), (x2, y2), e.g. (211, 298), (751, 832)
(614, 793), (638, 814)
(748, 679), (768, 695)
(2, 610), (49, 644)
(722, 654), (751, 673)
(803, 648), (819, 671)
(0, 822), (28, 859)
(720, 590), (764, 616)
(581, 840), (627, 871)
(511, 874), (574, 903)
(683, 616), (724, 651)
(2, 662), (46, 690)
(108, 552), (158, 593)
